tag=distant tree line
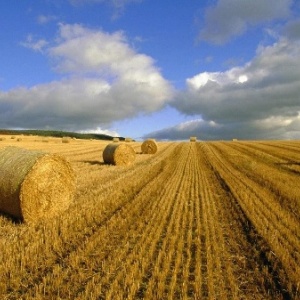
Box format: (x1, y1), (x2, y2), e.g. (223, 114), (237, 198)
(0, 129), (122, 141)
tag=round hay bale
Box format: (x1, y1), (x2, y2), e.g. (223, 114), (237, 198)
(0, 146), (76, 223)
(103, 143), (136, 166)
(62, 137), (71, 143)
(112, 137), (120, 142)
(190, 136), (197, 142)
(141, 139), (158, 154)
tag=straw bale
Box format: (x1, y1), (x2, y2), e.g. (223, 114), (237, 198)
(0, 137), (6, 141)
(0, 146), (76, 223)
(62, 137), (71, 143)
(141, 139), (158, 154)
(125, 137), (132, 142)
(103, 143), (136, 166)
(113, 137), (119, 142)
(190, 136), (197, 142)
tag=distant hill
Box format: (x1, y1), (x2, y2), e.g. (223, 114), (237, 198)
(0, 129), (124, 141)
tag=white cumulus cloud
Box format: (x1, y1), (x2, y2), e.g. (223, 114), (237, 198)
(152, 36), (300, 140)
(0, 23), (173, 132)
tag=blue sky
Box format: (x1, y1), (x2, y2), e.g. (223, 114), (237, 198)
(1, 0), (300, 140)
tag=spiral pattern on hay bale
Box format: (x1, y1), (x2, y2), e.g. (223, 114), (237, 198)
(141, 139), (158, 154)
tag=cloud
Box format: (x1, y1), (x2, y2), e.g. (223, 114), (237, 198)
(69, 0), (143, 20)
(199, 0), (292, 44)
(69, 0), (140, 8)
(0, 24), (173, 132)
(20, 35), (48, 52)
(68, 0), (141, 18)
(145, 119), (224, 141)
(37, 14), (57, 24)
(283, 19), (300, 39)
(80, 127), (120, 137)
(153, 36), (300, 140)
(148, 115), (300, 141)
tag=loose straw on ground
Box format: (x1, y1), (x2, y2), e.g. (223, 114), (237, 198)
(103, 143), (136, 166)
(141, 139), (158, 154)
(0, 146), (76, 223)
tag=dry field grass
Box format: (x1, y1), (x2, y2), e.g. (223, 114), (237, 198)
(0, 135), (299, 299)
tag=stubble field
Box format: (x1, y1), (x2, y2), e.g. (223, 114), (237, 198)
(0, 135), (299, 299)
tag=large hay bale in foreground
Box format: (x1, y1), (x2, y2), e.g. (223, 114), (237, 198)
(141, 139), (158, 154)
(0, 147), (76, 223)
(103, 143), (136, 166)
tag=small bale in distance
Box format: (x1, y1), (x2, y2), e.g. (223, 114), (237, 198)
(62, 137), (71, 143)
(0, 137), (6, 141)
(103, 143), (136, 166)
(113, 137), (120, 142)
(0, 146), (76, 223)
(190, 136), (197, 142)
(232, 138), (238, 141)
(125, 137), (132, 142)
(141, 139), (158, 154)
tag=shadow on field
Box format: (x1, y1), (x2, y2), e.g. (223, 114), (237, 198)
(0, 211), (23, 224)
(275, 161), (300, 175)
(81, 160), (105, 166)
(276, 161), (300, 166)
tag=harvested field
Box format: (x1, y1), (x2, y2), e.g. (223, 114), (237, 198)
(0, 136), (299, 299)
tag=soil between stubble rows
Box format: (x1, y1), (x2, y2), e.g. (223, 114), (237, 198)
(0, 138), (299, 299)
